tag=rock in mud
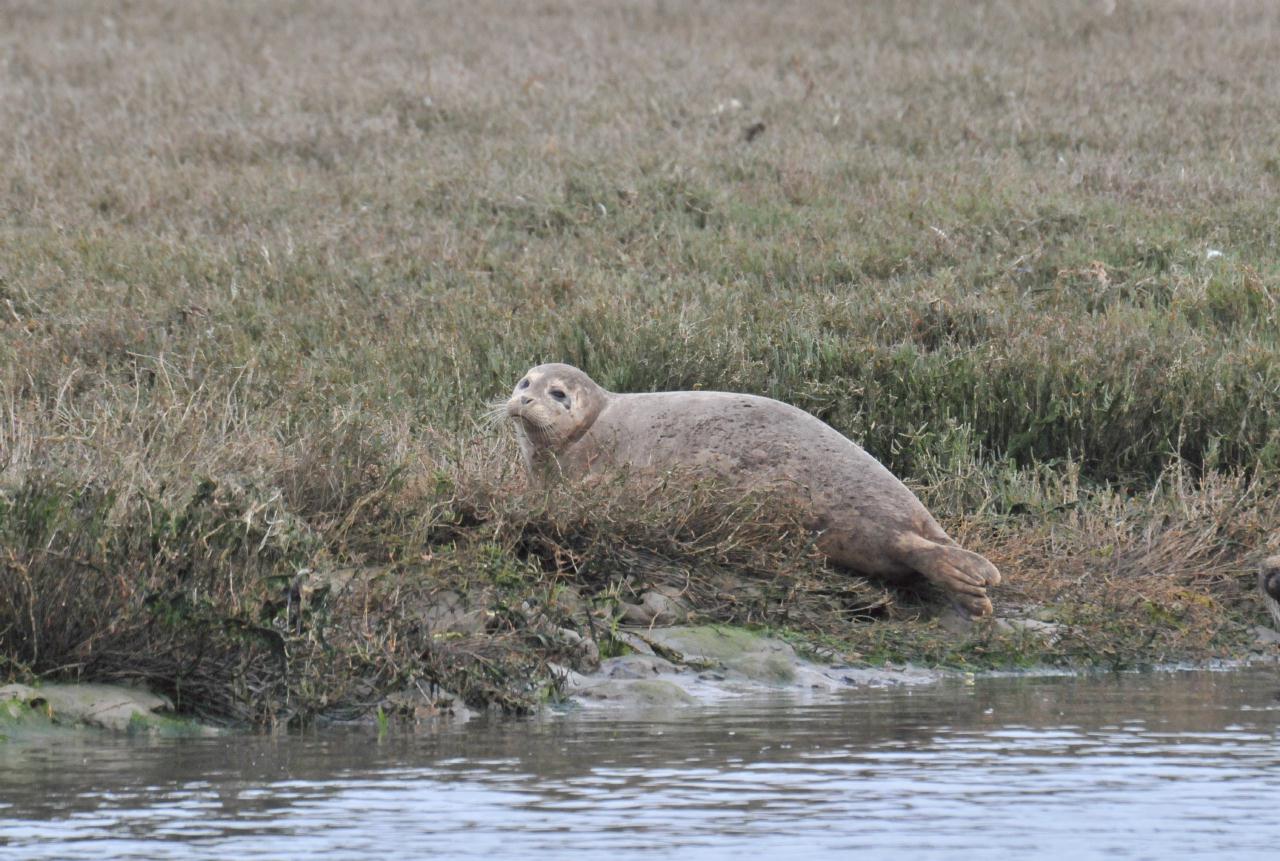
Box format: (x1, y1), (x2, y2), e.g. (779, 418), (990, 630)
(0, 683), (216, 736)
(561, 625), (940, 709)
(573, 678), (698, 707)
(1251, 625), (1280, 647)
(381, 684), (477, 723)
(619, 586), (692, 626)
(423, 589), (492, 636)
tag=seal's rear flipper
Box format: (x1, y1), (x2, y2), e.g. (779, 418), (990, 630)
(894, 533), (1000, 618)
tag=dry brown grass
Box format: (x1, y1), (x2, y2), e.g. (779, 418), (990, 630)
(3, 0), (1280, 722)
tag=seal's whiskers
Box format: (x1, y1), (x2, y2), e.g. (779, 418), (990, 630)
(481, 399), (511, 426)
(524, 412), (561, 441)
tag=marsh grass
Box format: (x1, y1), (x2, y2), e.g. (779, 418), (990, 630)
(3, 0), (1280, 722)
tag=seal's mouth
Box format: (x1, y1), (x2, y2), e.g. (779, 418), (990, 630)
(506, 401), (557, 441)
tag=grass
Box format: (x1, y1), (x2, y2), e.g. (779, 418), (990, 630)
(2, 0), (1279, 724)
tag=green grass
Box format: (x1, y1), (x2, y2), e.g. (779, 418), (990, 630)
(3, 0), (1279, 723)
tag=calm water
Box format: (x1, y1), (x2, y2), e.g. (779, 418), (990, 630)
(2, 667), (1279, 860)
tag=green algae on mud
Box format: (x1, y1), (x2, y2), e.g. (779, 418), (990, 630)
(0, 683), (217, 740)
(640, 626), (800, 685)
(1, 693), (80, 742)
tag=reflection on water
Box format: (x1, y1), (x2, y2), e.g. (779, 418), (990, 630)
(2, 667), (1279, 860)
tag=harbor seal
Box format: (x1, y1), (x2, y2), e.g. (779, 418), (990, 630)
(502, 363), (1001, 617)
(1261, 556), (1280, 629)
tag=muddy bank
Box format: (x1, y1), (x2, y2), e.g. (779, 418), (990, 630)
(4, 470), (1278, 729)
(0, 627), (942, 734)
(5, 615), (1279, 735)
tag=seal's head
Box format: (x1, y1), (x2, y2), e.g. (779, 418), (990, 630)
(1261, 556), (1280, 628)
(505, 363), (607, 454)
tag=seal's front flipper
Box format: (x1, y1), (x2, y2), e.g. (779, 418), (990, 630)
(894, 533), (1000, 618)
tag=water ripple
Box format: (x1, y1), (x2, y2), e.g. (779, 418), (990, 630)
(3, 668), (1280, 859)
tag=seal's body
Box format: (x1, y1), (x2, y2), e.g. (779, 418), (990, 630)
(1261, 557), (1280, 629)
(505, 363), (1000, 617)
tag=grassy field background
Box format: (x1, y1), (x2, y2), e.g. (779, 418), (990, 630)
(3, 0), (1279, 723)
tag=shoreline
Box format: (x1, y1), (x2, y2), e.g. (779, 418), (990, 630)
(6, 617), (1278, 738)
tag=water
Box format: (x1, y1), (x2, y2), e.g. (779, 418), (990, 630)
(2, 667), (1279, 860)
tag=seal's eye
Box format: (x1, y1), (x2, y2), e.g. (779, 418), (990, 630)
(549, 388), (570, 407)
(518, 379), (529, 390)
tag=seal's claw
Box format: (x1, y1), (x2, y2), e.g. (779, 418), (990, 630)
(955, 593), (995, 618)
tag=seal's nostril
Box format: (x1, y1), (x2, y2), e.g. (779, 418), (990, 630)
(521, 396), (533, 405)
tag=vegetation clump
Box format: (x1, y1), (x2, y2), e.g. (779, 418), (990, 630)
(3, 0), (1279, 725)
